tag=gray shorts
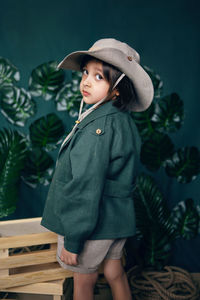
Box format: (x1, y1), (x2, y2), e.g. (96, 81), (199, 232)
(56, 235), (126, 274)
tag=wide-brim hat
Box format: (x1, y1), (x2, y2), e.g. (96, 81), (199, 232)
(57, 38), (154, 112)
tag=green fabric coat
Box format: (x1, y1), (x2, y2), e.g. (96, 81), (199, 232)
(41, 101), (141, 254)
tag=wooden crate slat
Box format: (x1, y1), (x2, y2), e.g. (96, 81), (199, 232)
(0, 217), (48, 236)
(0, 249), (9, 276)
(0, 249), (57, 269)
(1, 279), (68, 295)
(0, 267), (73, 289)
(0, 232), (57, 249)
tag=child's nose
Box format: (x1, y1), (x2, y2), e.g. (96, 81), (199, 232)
(83, 76), (91, 86)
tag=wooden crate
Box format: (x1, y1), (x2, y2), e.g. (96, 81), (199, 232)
(0, 217), (73, 298)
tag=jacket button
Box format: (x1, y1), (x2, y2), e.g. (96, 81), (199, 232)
(96, 129), (102, 135)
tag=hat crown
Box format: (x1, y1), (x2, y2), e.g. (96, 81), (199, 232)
(89, 38), (140, 64)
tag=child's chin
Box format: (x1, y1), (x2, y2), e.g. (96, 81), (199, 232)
(83, 99), (95, 105)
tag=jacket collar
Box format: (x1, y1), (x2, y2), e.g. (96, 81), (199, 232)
(76, 101), (120, 129)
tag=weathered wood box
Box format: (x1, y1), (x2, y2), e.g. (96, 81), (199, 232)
(0, 217), (73, 299)
(1, 217), (200, 299)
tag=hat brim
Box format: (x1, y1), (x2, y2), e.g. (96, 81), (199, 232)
(58, 48), (154, 112)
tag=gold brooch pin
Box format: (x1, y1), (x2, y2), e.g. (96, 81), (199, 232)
(75, 120), (80, 124)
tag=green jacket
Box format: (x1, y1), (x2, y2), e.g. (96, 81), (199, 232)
(41, 101), (141, 254)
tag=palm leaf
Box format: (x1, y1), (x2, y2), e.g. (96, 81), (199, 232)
(171, 198), (199, 239)
(29, 113), (65, 151)
(28, 61), (65, 100)
(0, 86), (36, 126)
(22, 148), (54, 188)
(133, 173), (176, 269)
(55, 71), (82, 117)
(164, 146), (200, 183)
(140, 133), (174, 171)
(151, 93), (184, 133)
(0, 128), (27, 218)
(0, 57), (20, 89)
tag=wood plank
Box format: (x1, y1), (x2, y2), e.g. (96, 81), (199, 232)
(0, 218), (48, 236)
(53, 296), (61, 300)
(0, 249), (9, 276)
(0, 232), (57, 250)
(1, 279), (68, 295)
(0, 268), (73, 289)
(0, 249), (57, 269)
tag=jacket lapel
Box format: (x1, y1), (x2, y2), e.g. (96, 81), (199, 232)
(58, 101), (120, 156)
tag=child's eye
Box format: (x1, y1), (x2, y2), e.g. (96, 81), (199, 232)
(96, 74), (103, 80)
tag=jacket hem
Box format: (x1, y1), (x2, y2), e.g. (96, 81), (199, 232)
(41, 219), (136, 242)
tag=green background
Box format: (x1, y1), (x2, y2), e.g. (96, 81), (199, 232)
(0, 0), (199, 271)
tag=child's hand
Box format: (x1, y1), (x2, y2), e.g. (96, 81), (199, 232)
(60, 247), (78, 265)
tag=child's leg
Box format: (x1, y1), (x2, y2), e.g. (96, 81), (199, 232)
(73, 271), (99, 300)
(103, 258), (132, 300)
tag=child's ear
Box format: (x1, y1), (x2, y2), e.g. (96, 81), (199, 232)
(109, 88), (120, 101)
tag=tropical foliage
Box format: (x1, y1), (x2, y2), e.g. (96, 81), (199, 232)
(29, 113), (65, 151)
(55, 71), (82, 117)
(0, 86), (36, 126)
(0, 129), (27, 218)
(133, 173), (200, 269)
(28, 61), (65, 100)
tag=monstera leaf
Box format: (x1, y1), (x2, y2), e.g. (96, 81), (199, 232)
(55, 71), (82, 117)
(140, 133), (174, 171)
(164, 146), (200, 183)
(0, 86), (36, 126)
(143, 66), (163, 99)
(22, 148), (54, 188)
(29, 113), (65, 151)
(171, 198), (199, 239)
(0, 57), (20, 89)
(133, 173), (176, 269)
(132, 103), (156, 141)
(28, 61), (65, 100)
(151, 93), (184, 133)
(0, 128), (27, 218)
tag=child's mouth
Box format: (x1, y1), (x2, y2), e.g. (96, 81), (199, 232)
(83, 90), (90, 96)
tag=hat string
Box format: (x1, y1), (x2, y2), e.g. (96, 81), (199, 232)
(58, 72), (125, 154)
(112, 73), (125, 89)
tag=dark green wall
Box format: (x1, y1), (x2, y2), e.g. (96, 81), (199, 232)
(0, 0), (200, 271)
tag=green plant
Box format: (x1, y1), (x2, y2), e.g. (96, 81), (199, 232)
(0, 128), (27, 218)
(28, 61), (65, 100)
(0, 59), (67, 217)
(132, 173), (199, 270)
(128, 67), (200, 270)
(55, 71), (83, 117)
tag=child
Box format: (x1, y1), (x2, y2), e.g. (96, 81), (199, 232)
(41, 38), (154, 300)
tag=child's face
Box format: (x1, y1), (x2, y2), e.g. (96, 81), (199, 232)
(80, 60), (110, 105)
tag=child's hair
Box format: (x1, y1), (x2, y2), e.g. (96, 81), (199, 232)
(80, 55), (137, 111)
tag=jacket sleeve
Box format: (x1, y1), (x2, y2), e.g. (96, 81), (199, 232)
(57, 123), (110, 254)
